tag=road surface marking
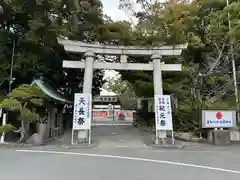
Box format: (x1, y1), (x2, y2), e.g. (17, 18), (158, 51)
(16, 149), (240, 174)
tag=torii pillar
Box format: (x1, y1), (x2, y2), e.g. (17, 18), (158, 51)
(83, 51), (94, 93)
(152, 54), (165, 139)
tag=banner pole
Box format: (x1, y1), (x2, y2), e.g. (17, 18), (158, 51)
(171, 129), (175, 145)
(71, 129), (74, 145)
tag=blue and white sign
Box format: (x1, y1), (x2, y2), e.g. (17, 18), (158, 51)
(201, 110), (236, 128)
(73, 93), (92, 130)
(154, 95), (173, 130)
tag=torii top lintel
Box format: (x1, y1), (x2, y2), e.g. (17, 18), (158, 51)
(58, 38), (188, 56)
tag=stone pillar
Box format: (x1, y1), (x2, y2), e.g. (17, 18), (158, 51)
(83, 51), (95, 93)
(37, 108), (48, 141)
(47, 108), (51, 138)
(77, 51), (95, 142)
(120, 55), (127, 63)
(51, 107), (57, 138)
(46, 105), (55, 139)
(151, 54), (167, 142)
(58, 109), (64, 135)
(38, 123), (48, 142)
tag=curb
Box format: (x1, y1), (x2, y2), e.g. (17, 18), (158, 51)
(0, 140), (100, 149)
(137, 125), (240, 145)
(167, 134), (209, 143)
(0, 142), (39, 148)
(146, 143), (185, 149)
(136, 125), (208, 143)
(59, 140), (100, 149)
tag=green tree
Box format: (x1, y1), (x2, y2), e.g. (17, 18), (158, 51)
(0, 84), (45, 143)
(0, 124), (16, 134)
(117, 0), (240, 131)
(0, 0), (109, 100)
(103, 76), (137, 109)
(103, 76), (135, 95)
(0, 0), (68, 95)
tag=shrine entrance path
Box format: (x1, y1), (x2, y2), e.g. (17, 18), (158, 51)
(92, 125), (151, 148)
(50, 125), (152, 148)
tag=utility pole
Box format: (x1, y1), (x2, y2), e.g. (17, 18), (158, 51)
(8, 39), (15, 93)
(226, 0), (240, 122)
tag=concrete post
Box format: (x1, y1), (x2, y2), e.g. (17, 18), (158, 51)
(78, 51), (95, 142)
(151, 54), (167, 142)
(0, 113), (7, 143)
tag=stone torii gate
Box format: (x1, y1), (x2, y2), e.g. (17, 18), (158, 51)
(58, 38), (187, 144)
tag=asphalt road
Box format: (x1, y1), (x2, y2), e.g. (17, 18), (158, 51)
(0, 126), (240, 180)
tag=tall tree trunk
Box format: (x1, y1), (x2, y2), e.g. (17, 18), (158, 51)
(16, 120), (27, 143)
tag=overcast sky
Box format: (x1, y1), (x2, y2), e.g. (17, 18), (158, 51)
(102, 0), (129, 21)
(101, 0), (167, 21)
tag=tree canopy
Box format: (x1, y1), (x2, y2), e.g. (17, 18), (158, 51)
(115, 0), (240, 131)
(0, 0), (114, 99)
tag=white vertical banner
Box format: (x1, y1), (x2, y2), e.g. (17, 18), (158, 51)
(73, 93), (92, 130)
(154, 95), (173, 130)
(0, 113), (7, 143)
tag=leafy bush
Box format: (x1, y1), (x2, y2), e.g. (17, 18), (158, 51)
(0, 124), (16, 133)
